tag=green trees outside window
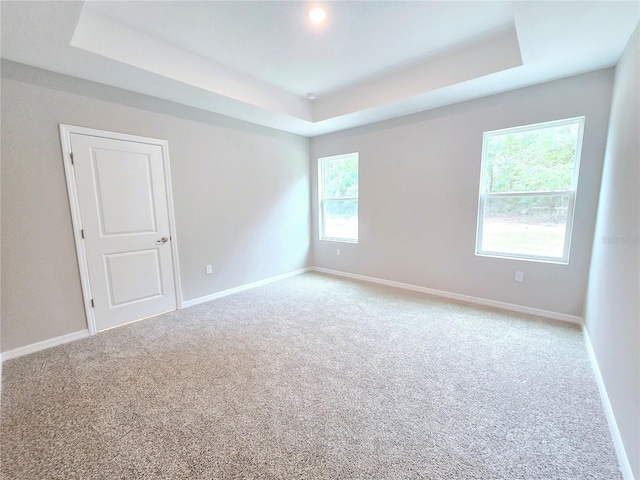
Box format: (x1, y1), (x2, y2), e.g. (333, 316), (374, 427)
(319, 153), (358, 242)
(477, 117), (584, 262)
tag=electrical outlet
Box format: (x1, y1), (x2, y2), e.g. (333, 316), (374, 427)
(336, 248), (341, 256)
(206, 264), (213, 275)
(515, 271), (524, 282)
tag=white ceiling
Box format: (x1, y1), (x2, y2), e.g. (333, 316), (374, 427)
(1, 1), (639, 137)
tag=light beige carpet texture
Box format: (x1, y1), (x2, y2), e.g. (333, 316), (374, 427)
(1, 273), (620, 479)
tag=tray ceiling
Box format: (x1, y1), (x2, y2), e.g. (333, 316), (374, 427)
(2, 1), (638, 136)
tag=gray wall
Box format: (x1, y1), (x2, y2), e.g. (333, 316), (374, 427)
(311, 70), (614, 316)
(1, 61), (311, 352)
(584, 27), (639, 478)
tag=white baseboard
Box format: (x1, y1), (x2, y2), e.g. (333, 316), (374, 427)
(181, 267), (312, 308)
(0, 268), (312, 363)
(583, 328), (633, 480)
(1, 329), (90, 363)
(311, 267), (583, 325)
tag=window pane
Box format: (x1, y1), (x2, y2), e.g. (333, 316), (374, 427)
(480, 195), (570, 259)
(324, 157), (359, 198)
(485, 122), (580, 193)
(324, 200), (358, 240)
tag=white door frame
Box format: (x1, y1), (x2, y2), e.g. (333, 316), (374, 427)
(59, 124), (183, 335)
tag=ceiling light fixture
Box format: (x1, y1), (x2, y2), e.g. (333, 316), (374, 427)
(308, 7), (326, 24)
(308, 93), (317, 100)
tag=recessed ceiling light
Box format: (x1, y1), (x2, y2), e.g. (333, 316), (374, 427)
(308, 93), (317, 100)
(309, 7), (326, 24)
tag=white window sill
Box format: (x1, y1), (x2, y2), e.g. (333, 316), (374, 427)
(475, 252), (569, 265)
(320, 237), (358, 244)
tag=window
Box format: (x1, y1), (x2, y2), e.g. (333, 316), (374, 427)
(319, 153), (358, 242)
(476, 117), (584, 263)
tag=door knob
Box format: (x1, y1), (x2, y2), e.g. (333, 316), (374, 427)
(157, 237), (169, 244)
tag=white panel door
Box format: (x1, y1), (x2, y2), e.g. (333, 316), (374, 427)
(70, 133), (177, 331)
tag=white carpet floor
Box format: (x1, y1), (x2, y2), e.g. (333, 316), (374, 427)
(0, 272), (621, 479)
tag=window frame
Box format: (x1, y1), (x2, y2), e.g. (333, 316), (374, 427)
(475, 117), (585, 264)
(318, 152), (359, 243)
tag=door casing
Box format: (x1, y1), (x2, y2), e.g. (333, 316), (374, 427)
(59, 124), (183, 335)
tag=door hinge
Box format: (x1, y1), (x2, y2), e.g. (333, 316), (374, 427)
(70, 152), (74, 165)
(91, 298), (94, 308)
(81, 229), (85, 239)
